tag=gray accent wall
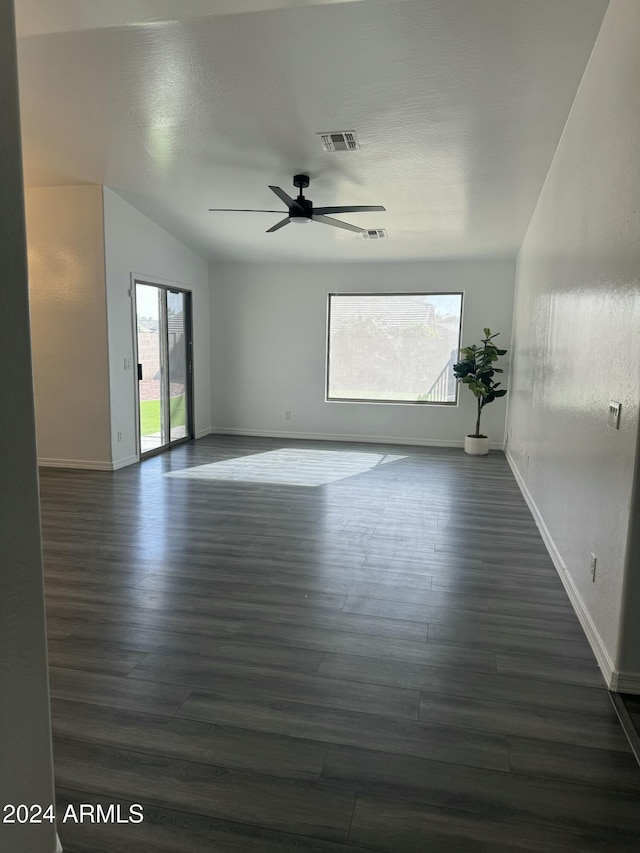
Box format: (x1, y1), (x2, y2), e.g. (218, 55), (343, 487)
(0, 2), (57, 851)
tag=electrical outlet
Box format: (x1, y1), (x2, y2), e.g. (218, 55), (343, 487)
(124, 357), (132, 371)
(117, 431), (123, 443)
(284, 411), (291, 420)
(590, 553), (597, 582)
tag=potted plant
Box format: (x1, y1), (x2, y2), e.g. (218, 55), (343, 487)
(453, 328), (507, 455)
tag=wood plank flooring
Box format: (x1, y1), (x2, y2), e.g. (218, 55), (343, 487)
(40, 436), (640, 852)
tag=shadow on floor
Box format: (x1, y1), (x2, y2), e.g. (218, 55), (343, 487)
(611, 693), (640, 766)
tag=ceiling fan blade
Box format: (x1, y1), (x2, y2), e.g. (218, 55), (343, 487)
(208, 208), (286, 213)
(266, 217), (291, 233)
(312, 214), (366, 234)
(269, 186), (304, 213)
(313, 205), (386, 215)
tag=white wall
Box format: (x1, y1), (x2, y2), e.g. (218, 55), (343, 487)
(25, 185), (112, 468)
(0, 3), (57, 851)
(103, 188), (211, 467)
(619, 427), (640, 682)
(507, 0), (640, 689)
(210, 259), (514, 446)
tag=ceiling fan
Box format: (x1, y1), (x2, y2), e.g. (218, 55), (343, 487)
(208, 174), (385, 234)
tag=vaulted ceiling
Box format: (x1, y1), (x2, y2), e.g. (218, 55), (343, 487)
(15, 0), (609, 263)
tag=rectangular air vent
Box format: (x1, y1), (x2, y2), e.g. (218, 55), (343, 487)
(318, 131), (360, 152)
(362, 229), (387, 240)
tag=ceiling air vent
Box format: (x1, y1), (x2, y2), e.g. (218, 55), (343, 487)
(362, 229), (387, 240)
(318, 131), (360, 152)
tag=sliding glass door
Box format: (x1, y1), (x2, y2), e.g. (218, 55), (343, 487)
(135, 282), (193, 457)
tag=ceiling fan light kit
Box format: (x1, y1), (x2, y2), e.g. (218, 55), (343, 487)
(209, 173), (385, 235)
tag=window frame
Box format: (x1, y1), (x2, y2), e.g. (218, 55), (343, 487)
(325, 291), (464, 406)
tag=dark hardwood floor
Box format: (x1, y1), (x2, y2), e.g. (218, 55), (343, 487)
(40, 436), (640, 852)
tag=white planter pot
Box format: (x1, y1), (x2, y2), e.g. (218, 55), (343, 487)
(464, 435), (490, 456)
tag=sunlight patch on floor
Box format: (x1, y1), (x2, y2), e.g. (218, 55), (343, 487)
(165, 448), (408, 487)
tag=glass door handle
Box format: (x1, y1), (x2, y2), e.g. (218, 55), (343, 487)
(137, 363), (143, 380)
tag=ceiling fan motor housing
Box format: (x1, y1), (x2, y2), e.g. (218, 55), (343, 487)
(291, 196), (313, 219)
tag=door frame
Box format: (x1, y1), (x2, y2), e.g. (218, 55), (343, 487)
(132, 276), (194, 460)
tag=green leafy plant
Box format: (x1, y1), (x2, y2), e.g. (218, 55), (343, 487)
(453, 328), (508, 437)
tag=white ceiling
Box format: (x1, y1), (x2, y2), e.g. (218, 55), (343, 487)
(16, 0), (609, 263)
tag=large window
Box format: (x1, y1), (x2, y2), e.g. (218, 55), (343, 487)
(326, 292), (463, 404)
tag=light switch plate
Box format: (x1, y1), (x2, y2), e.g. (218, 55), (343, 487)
(608, 401), (621, 429)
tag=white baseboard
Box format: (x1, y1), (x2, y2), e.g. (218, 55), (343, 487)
(505, 448), (618, 689)
(111, 454), (139, 470)
(210, 427), (504, 450)
(38, 455), (139, 471)
(195, 426), (214, 439)
(38, 457), (114, 471)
